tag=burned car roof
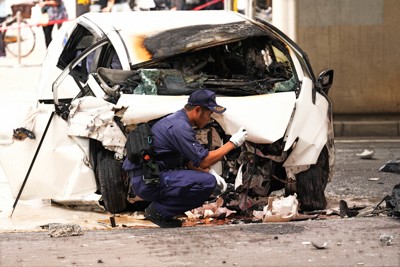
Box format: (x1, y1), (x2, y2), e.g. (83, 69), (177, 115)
(81, 11), (271, 65)
(143, 22), (267, 60)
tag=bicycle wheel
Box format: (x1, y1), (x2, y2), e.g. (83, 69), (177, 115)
(5, 20), (35, 58)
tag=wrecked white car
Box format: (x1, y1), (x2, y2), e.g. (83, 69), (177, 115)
(0, 11), (334, 215)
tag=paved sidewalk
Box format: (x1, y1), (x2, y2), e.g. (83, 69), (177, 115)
(0, 22), (47, 68)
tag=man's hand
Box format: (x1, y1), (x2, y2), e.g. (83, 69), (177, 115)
(229, 127), (248, 147)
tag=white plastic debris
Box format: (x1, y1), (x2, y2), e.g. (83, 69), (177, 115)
(311, 241), (328, 249)
(356, 149), (374, 159)
(262, 194), (299, 222)
(379, 234), (393, 246)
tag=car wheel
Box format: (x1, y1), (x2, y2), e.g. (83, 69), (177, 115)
(286, 146), (329, 211)
(97, 150), (127, 213)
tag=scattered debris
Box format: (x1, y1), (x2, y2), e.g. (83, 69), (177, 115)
(262, 194), (300, 222)
(370, 195), (392, 215)
(348, 184), (400, 218)
(185, 197), (236, 221)
(379, 160), (400, 174)
(379, 234), (393, 246)
(40, 223), (84, 237)
(96, 212), (155, 228)
(110, 216), (117, 227)
(339, 200), (359, 218)
(386, 183), (400, 217)
(51, 198), (106, 212)
(311, 241), (328, 249)
(356, 206), (377, 217)
(184, 194), (319, 225)
(356, 149), (374, 159)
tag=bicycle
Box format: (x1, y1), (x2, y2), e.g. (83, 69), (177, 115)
(1, 2), (36, 58)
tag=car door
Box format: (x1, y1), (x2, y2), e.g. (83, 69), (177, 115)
(37, 16), (130, 104)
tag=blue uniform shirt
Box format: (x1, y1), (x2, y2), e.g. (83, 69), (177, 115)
(151, 109), (209, 171)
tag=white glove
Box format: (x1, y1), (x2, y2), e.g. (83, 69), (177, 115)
(209, 168), (227, 194)
(229, 127), (248, 147)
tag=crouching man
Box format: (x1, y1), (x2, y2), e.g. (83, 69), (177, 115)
(123, 89), (247, 228)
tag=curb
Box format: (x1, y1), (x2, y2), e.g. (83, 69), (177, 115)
(333, 115), (400, 137)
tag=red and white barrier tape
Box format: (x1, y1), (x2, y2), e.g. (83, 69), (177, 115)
(192, 0), (224, 10)
(1, 0), (225, 33)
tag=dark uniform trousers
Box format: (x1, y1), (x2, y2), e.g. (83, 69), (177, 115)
(130, 169), (217, 219)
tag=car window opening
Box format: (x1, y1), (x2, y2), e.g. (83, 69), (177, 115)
(94, 36), (296, 105)
(57, 24), (122, 85)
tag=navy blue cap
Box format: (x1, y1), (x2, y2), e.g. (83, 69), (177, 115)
(187, 89), (226, 114)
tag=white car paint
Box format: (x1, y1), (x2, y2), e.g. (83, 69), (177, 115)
(0, 106), (97, 200)
(117, 93), (296, 144)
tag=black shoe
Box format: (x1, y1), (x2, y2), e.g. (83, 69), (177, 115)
(144, 203), (182, 228)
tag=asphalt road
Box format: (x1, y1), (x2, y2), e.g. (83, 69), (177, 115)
(325, 138), (400, 206)
(0, 217), (399, 267)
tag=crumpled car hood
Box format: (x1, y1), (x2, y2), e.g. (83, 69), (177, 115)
(118, 92), (296, 144)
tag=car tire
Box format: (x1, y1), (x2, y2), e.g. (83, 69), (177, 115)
(90, 139), (104, 192)
(97, 150), (127, 213)
(286, 146), (329, 211)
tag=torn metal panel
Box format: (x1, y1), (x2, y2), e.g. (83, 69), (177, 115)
(51, 193), (105, 212)
(68, 96), (127, 155)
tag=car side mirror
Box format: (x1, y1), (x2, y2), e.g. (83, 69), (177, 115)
(317, 69), (334, 95)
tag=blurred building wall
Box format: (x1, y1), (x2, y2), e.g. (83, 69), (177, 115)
(273, 0), (400, 114)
